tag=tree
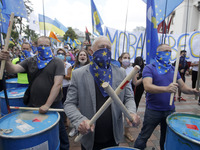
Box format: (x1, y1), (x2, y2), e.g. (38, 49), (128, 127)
(24, 25), (39, 41)
(63, 27), (78, 41)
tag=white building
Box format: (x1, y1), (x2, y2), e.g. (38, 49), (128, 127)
(169, 0), (200, 34)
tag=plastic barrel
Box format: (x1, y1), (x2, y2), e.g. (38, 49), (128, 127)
(165, 112), (200, 150)
(0, 87), (27, 116)
(6, 78), (18, 89)
(0, 110), (60, 150)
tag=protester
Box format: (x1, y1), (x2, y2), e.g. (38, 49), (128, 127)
(86, 44), (93, 61)
(56, 48), (72, 104)
(0, 36), (69, 150)
(132, 56), (145, 110)
(191, 60), (200, 105)
(73, 49), (90, 69)
(66, 51), (75, 65)
(12, 42), (33, 85)
(120, 52), (135, 142)
(174, 50), (189, 101)
(64, 36), (140, 150)
(134, 44), (200, 150)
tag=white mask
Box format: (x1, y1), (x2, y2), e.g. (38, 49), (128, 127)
(122, 59), (130, 67)
(79, 59), (87, 65)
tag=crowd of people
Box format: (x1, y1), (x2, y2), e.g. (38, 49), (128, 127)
(0, 36), (200, 150)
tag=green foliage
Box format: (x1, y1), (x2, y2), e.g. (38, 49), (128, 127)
(63, 27), (78, 41)
(24, 25), (39, 41)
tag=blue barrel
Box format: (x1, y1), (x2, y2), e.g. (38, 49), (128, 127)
(165, 112), (200, 150)
(0, 87), (27, 116)
(0, 110), (60, 150)
(103, 147), (139, 150)
(6, 78), (18, 89)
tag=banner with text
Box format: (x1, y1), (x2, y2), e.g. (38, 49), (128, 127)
(104, 26), (200, 62)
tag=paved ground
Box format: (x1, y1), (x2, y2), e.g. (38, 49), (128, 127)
(67, 75), (200, 150)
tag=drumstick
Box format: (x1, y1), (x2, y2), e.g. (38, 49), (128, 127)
(0, 13), (15, 80)
(169, 46), (181, 105)
(195, 56), (200, 100)
(102, 82), (134, 123)
(10, 106), (64, 112)
(74, 65), (140, 142)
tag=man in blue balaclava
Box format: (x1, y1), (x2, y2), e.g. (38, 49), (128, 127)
(64, 36), (140, 150)
(0, 36), (69, 150)
(134, 44), (200, 150)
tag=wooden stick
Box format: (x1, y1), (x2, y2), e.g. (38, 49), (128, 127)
(10, 106), (64, 112)
(74, 65), (140, 142)
(169, 46), (181, 105)
(0, 13), (15, 80)
(102, 82), (134, 123)
(195, 56), (200, 100)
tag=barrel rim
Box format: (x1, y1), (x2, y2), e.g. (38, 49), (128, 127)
(166, 112), (200, 145)
(0, 110), (60, 139)
(102, 146), (140, 150)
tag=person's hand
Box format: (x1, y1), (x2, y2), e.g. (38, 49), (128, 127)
(180, 69), (184, 73)
(0, 50), (10, 61)
(192, 89), (200, 97)
(166, 83), (178, 93)
(126, 113), (140, 127)
(39, 105), (50, 114)
(78, 120), (95, 135)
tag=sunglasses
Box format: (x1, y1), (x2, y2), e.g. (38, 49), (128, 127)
(57, 53), (65, 56)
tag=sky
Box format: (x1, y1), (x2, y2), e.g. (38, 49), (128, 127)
(31, 0), (146, 33)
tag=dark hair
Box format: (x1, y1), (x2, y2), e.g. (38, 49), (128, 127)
(132, 56), (144, 72)
(86, 44), (92, 51)
(120, 52), (130, 59)
(21, 42), (31, 48)
(57, 48), (66, 55)
(74, 50), (90, 68)
(118, 56), (122, 66)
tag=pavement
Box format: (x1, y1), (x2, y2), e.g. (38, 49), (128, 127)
(67, 75), (200, 150)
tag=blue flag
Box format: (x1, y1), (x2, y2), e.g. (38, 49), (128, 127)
(2, 0), (28, 18)
(143, 0), (183, 25)
(146, 0), (159, 64)
(91, 0), (104, 36)
(0, 11), (10, 34)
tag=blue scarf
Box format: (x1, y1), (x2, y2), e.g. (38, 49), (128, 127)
(89, 48), (112, 97)
(31, 46), (37, 54)
(20, 50), (32, 61)
(154, 51), (172, 74)
(37, 46), (53, 69)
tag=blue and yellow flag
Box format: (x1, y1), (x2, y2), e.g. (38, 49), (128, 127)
(143, 0), (183, 25)
(39, 14), (68, 36)
(91, 0), (104, 36)
(75, 39), (81, 45)
(146, 0), (159, 64)
(2, 0), (27, 18)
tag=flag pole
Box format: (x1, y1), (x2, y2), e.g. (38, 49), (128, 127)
(141, 29), (146, 57)
(161, 0), (168, 44)
(0, 11), (11, 114)
(184, 0), (189, 50)
(42, 0), (46, 36)
(122, 0), (129, 53)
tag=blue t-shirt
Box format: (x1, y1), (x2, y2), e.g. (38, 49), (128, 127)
(143, 63), (181, 111)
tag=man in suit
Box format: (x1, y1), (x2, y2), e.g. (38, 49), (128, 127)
(64, 36), (140, 150)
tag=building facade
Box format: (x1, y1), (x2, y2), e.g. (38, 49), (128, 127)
(169, 0), (200, 34)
